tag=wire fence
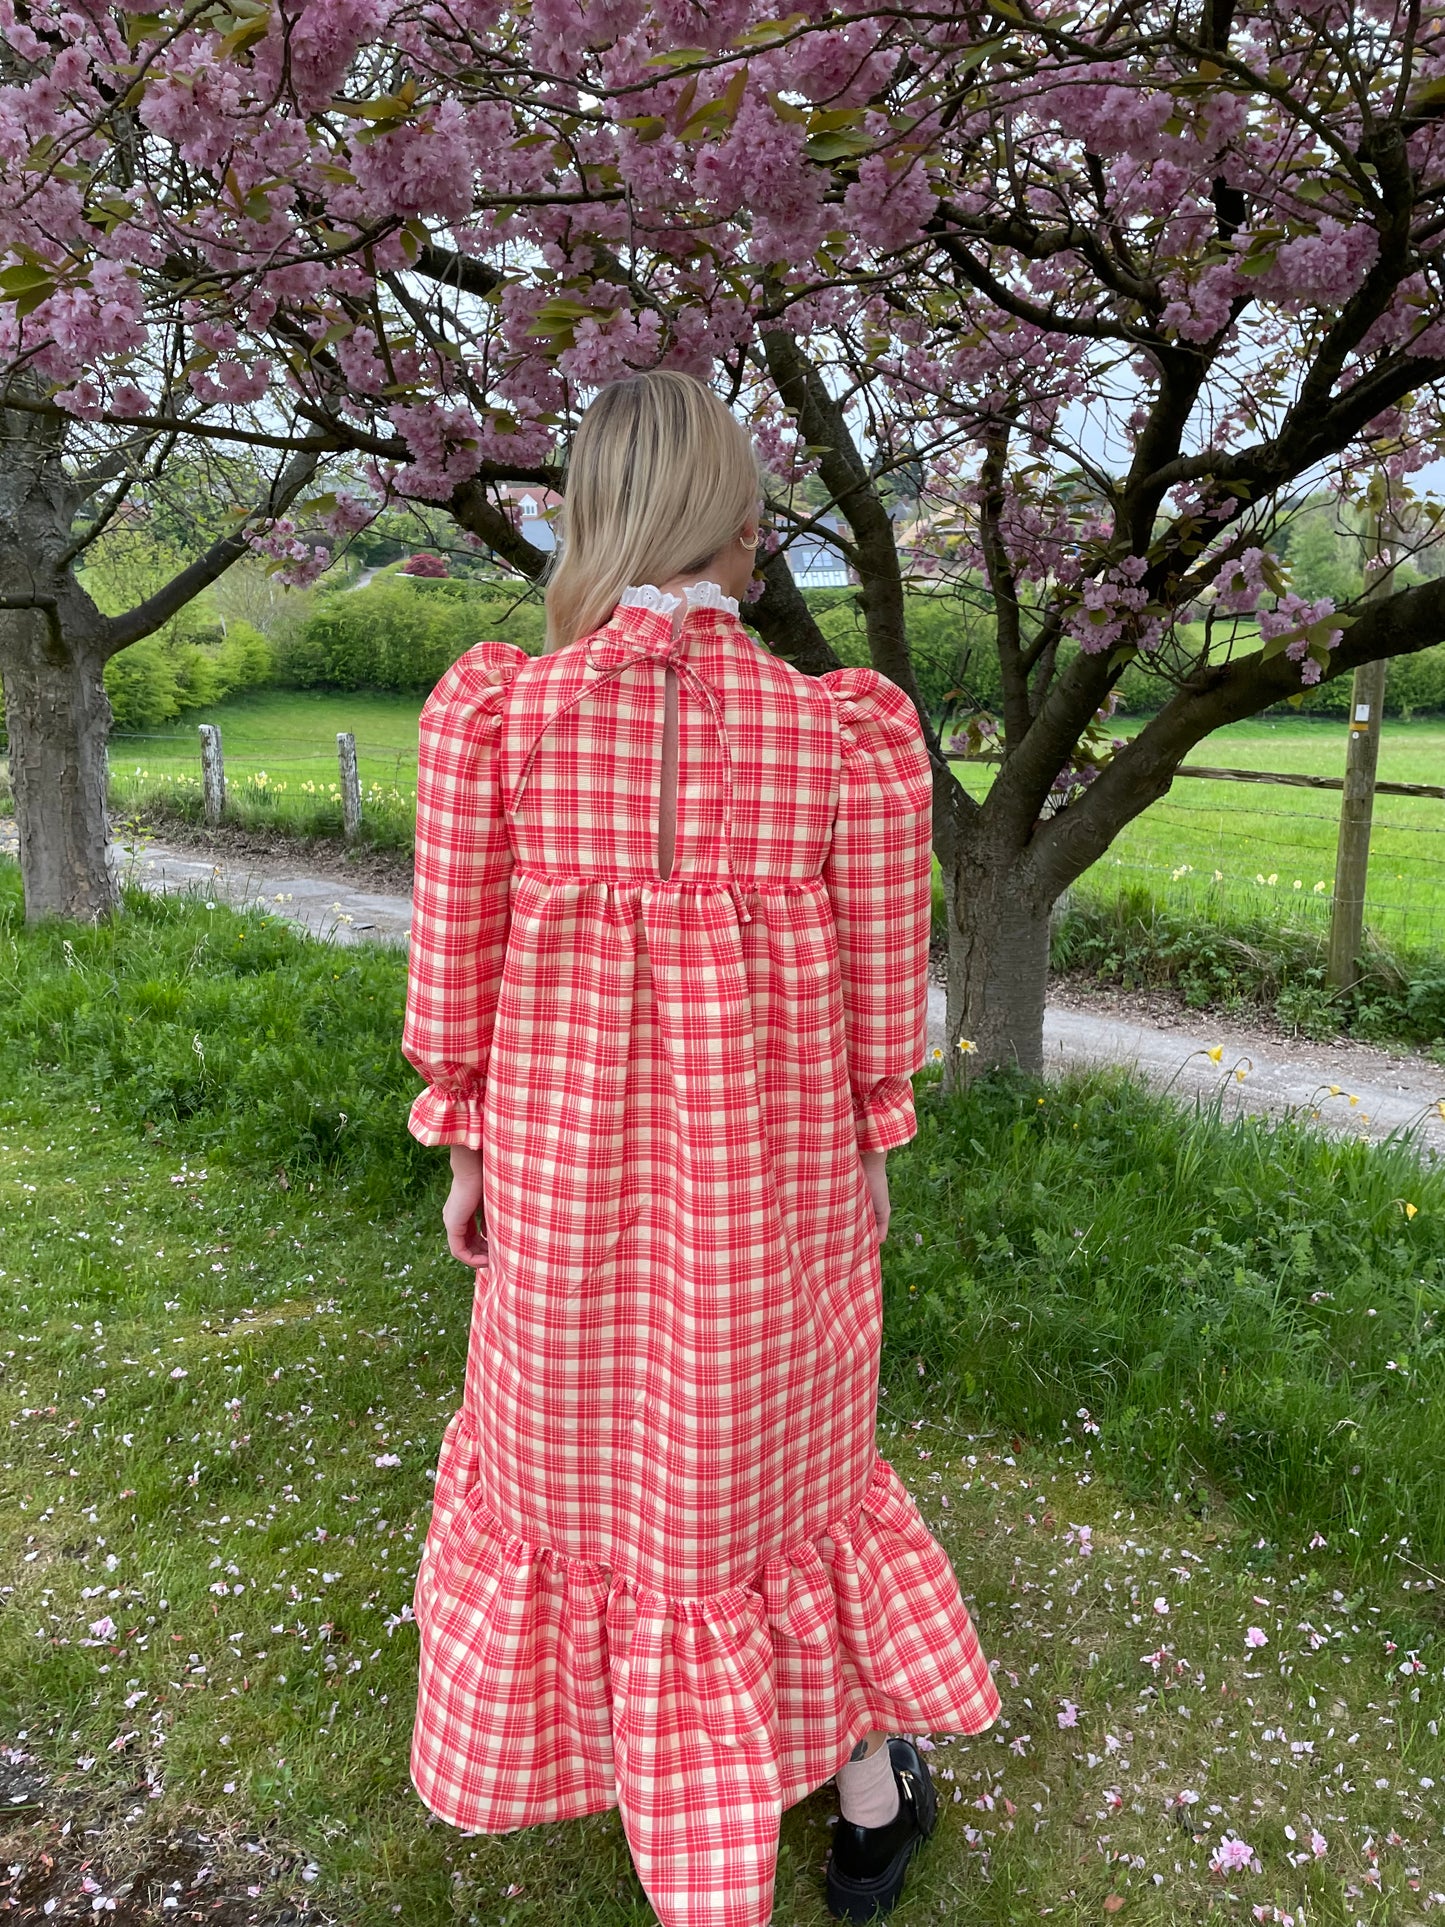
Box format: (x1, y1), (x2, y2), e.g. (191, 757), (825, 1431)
(97, 724), (1445, 957)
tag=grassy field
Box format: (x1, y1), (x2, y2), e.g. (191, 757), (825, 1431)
(2, 866), (1443, 1922)
(102, 696), (1445, 958)
(107, 690), (426, 852)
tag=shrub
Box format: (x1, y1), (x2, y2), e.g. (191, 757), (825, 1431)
(279, 580), (546, 691)
(1054, 882), (1445, 1047)
(104, 620), (276, 730)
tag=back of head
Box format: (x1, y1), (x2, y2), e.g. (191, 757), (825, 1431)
(543, 371), (761, 652)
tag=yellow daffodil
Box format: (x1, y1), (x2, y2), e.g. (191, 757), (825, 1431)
(1207, 1046), (1224, 1063)
(1403, 1202), (1419, 1220)
(958, 1038), (978, 1054)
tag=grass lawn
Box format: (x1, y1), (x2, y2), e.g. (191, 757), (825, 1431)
(951, 717), (1445, 960)
(103, 694), (1445, 960)
(2, 865), (1443, 1922)
(107, 691), (427, 852)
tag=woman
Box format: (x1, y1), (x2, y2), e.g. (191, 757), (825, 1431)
(401, 370), (999, 1927)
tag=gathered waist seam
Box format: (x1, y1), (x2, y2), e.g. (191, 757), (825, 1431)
(510, 871), (827, 893)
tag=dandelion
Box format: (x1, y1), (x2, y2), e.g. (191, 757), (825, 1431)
(1245, 1626), (1268, 1648)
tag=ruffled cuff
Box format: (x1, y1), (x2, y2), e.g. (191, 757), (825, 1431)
(854, 1076), (917, 1154)
(408, 1081), (487, 1150)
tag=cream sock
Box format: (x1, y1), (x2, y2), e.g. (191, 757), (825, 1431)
(835, 1731), (900, 1828)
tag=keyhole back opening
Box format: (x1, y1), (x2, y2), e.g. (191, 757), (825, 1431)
(657, 663), (679, 881)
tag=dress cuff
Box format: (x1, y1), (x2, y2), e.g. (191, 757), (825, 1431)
(854, 1077), (917, 1154)
(409, 1086), (487, 1149)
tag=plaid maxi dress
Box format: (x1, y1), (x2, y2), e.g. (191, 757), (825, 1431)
(402, 590), (1000, 1927)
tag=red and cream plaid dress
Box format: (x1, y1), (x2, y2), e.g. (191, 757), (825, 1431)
(402, 594), (1000, 1927)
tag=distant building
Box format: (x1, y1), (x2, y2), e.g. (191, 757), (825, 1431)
(784, 517), (851, 589)
(497, 485), (563, 554)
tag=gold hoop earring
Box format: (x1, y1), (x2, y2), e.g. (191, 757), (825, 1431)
(738, 532), (759, 551)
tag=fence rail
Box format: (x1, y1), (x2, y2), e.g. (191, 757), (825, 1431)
(954, 751), (1445, 802)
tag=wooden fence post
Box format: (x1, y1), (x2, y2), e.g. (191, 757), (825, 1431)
(198, 724), (225, 825)
(1326, 496), (1390, 993)
(337, 731), (362, 842)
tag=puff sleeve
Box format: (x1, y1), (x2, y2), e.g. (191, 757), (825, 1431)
(819, 667), (935, 1154)
(402, 641), (528, 1148)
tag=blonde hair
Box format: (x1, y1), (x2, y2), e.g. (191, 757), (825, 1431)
(543, 371), (762, 652)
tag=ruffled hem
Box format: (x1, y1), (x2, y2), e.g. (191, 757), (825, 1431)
(410, 1445), (998, 1927)
(854, 1074), (917, 1153)
(407, 1086), (486, 1149)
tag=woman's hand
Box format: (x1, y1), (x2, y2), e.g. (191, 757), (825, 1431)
(443, 1144), (490, 1268)
(861, 1148), (890, 1244)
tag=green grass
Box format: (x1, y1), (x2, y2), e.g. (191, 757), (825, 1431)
(105, 695), (1445, 963)
(107, 689), (426, 850)
(2, 865), (1443, 1920)
(952, 717), (1445, 959)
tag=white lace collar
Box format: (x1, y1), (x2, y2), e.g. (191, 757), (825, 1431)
(617, 580), (740, 619)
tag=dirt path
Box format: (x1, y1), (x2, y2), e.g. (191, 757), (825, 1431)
(6, 820), (1443, 1157)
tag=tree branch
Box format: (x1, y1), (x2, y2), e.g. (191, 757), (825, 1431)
(101, 450), (320, 657)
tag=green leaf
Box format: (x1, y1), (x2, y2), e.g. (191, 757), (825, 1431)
(767, 91), (809, 125)
(1235, 249), (1278, 277)
(13, 284), (57, 319)
(0, 262), (58, 294)
(804, 129), (873, 162)
(616, 115), (667, 141)
(678, 66), (747, 141)
(217, 17), (268, 56)
(732, 10), (807, 48)
(123, 12), (166, 46)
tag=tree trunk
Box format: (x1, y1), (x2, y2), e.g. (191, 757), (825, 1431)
(0, 614), (117, 923)
(940, 835), (1054, 1079)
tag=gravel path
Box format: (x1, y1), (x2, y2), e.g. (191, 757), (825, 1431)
(6, 821), (1442, 1158)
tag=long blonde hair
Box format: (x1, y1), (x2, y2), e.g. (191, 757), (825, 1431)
(543, 371), (762, 652)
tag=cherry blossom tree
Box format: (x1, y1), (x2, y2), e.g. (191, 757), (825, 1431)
(6, 0), (1445, 1068)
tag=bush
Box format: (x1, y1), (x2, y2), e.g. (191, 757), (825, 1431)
(1054, 882), (1445, 1047)
(104, 620), (277, 730)
(280, 580), (546, 691)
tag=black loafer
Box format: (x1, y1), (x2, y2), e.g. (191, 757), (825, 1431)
(825, 1736), (939, 1922)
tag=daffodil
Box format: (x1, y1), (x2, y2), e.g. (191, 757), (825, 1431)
(1207, 1045), (1224, 1064)
(1403, 1201), (1419, 1220)
(958, 1038), (978, 1054)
